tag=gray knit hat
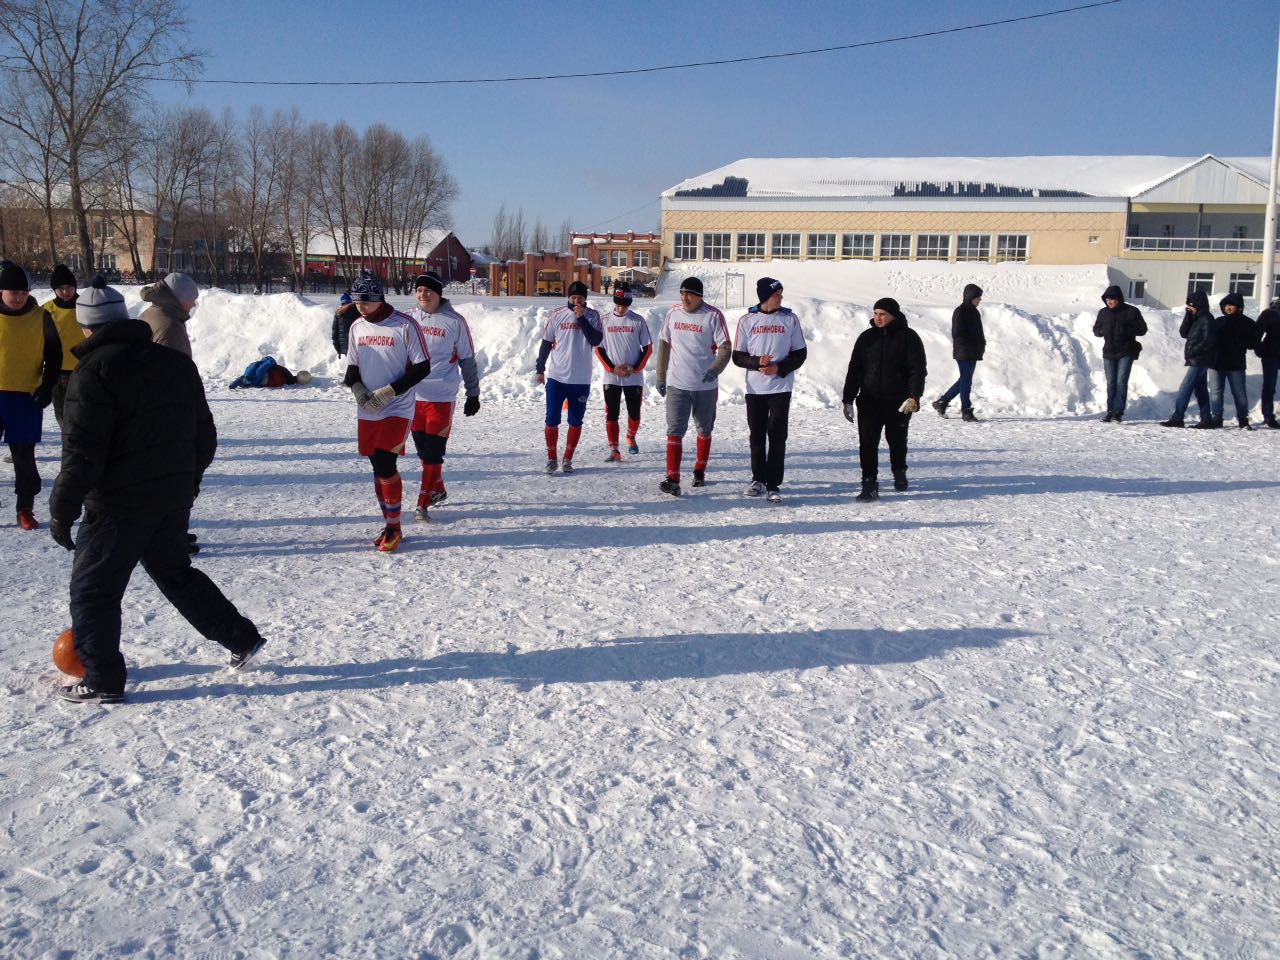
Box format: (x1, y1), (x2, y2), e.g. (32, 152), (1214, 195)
(163, 272), (199, 305)
(77, 275), (130, 327)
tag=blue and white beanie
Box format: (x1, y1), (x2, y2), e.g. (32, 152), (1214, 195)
(77, 275), (130, 328)
(350, 271), (385, 303)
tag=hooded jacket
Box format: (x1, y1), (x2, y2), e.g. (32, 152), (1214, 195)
(1256, 303), (1280, 361)
(1093, 285), (1147, 360)
(842, 308), (927, 404)
(951, 283), (985, 361)
(331, 301), (359, 357)
(140, 281), (193, 358)
(1179, 290), (1217, 368)
(1212, 293), (1258, 372)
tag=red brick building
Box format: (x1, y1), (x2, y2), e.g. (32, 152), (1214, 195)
(487, 251), (601, 297)
(572, 231), (661, 284)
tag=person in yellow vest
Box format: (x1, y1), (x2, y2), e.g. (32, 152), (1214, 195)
(41, 264), (86, 429)
(0, 261), (60, 529)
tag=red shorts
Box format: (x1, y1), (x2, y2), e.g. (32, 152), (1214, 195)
(412, 400), (455, 436)
(357, 416), (410, 457)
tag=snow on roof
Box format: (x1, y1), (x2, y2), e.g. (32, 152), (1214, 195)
(307, 227), (450, 259)
(663, 156), (1275, 201)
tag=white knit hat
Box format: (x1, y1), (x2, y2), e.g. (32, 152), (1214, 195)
(76, 275), (130, 327)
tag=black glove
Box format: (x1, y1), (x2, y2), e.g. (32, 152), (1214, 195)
(463, 395), (481, 416)
(33, 385), (54, 409)
(49, 517), (75, 551)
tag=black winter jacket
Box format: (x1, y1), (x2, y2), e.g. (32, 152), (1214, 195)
(951, 283), (986, 361)
(1093, 285), (1147, 359)
(331, 303), (358, 357)
(842, 314), (927, 404)
(50, 320), (216, 522)
(1255, 307), (1280, 361)
(1179, 291), (1217, 367)
(1213, 311), (1258, 372)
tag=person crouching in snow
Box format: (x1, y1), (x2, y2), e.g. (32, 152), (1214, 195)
(343, 271), (430, 552)
(535, 280), (603, 474)
(405, 271), (481, 521)
(596, 284), (652, 461)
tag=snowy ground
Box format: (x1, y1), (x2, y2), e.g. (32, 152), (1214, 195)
(3, 376), (1278, 957)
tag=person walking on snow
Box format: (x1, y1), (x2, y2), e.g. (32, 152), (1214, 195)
(1256, 296), (1280, 428)
(1159, 290), (1215, 428)
(596, 283), (652, 461)
(343, 271), (430, 552)
(140, 272), (199, 358)
(1093, 284), (1146, 422)
(535, 280), (603, 474)
(1208, 292), (1258, 430)
(655, 277), (730, 497)
(932, 283), (985, 422)
(0, 261), (59, 530)
(405, 271), (481, 521)
(842, 297), (927, 502)
(48, 277), (266, 705)
(731, 277), (807, 503)
(41, 263), (85, 429)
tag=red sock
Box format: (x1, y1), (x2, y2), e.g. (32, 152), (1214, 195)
(564, 425), (582, 461)
(666, 435), (683, 480)
(626, 417), (640, 443)
(694, 435), (712, 472)
(605, 420), (620, 450)
(544, 426), (559, 460)
(417, 461), (430, 507)
(378, 474), (403, 527)
(374, 476), (386, 511)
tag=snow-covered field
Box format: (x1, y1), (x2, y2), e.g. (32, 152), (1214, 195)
(2, 274), (1278, 958)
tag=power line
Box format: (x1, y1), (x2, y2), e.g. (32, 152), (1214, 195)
(586, 198), (660, 233)
(145, 1), (1122, 88)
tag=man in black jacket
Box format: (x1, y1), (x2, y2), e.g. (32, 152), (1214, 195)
(1160, 290), (1216, 428)
(1092, 284), (1147, 422)
(48, 277), (266, 704)
(842, 297), (927, 501)
(1257, 296), (1280, 428)
(932, 283), (985, 422)
(1209, 292), (1258, 429)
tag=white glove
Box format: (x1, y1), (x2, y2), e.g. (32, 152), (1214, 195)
(899, 398), (920, 414)
(351, 382), (371, 406)
(842, 402), (856, 423)
(363, 385), (396, 412)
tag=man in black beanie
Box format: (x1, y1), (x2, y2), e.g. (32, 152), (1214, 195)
(42, 263), (85, 428)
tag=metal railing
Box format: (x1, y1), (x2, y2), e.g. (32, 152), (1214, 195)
(1124, 237), (1279, 253)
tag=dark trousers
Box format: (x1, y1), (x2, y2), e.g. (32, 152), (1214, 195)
(603, 384), (642, 422)
(939, 359), (977, 408)
(856, 396), (911, 480)
(7, 442), (40, 509)
(745, 392), (792, 489)
(69, 508), (262, 693)
(1262, 357), (1278, 421)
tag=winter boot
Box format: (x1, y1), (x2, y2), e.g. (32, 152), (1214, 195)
(691, 470), (706, 488)
(1192, 418), (1216, 429)
(1264, 417), (1280, 429)
(1101, 411), (1114, 423)
(892, 469), (909, 492)
(659, 476), (681, 498)
(931, 399), (949, 418)
(961, 407), (978, 422)
(16, 509), (39, 530)
(1159, 416), (1185, 428)
(1239, 417), (1253, 431)
(1112, 411), (1124, 423)
(855, 479), (879, 503)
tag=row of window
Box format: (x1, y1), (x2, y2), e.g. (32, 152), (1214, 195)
(63, 253), (117, 274)
(579, 249), (653, 268)
(672, 232), (1030, 263)
(1184, 272), (1280, 299)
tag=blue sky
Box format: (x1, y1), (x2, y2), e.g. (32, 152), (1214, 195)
(158, 0), (1280, 246)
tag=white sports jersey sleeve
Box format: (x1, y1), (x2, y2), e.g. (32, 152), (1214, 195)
(660, 303), (729, 392)
(348, 310), (428, 421)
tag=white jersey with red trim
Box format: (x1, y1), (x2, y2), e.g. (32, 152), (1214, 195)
(405, 301), (475, 402)
(734, 307), (807, 395)
(598, 308), (652, 387)
(658, 302), (730, 392)
(542, 305), (602, 384)
(346, 309), (429, 421)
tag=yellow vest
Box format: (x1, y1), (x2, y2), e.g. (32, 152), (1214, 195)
(43, 298), (85, 372)
(0, 300), (49, 393)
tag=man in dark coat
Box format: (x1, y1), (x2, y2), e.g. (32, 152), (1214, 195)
(1092, 284), (1147, 422)
(1160, 290), (1215, 428)
(1253, 296), (1279, 429)
(1208, 292), (1258, 429)
(48, 277), (266, 705)
(331, 291), (358, 357)
(842, 297), (927, 501)
(932, 283), (985, 421)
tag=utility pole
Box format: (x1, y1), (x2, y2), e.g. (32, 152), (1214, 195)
(1261, 15), (1280, 312)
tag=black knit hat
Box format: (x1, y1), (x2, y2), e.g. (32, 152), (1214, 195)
(613, 284), (633, 306)
(756, 277), (782, 304)
(350, 270), (385, 302)
(872, 297), (905, 322)
(568, 280), (589, 297)
(414, 271), (444, 295)
(679, 277), (703, 297)
(0, 262), (30, 292)
(50, 264), (76, 289)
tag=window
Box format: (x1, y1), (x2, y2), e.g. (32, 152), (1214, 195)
(995, 234), (1028, 262)
(841, 233), (873, 259)
(62, 221), (75, 238)
(673, 233), (698, 260)
(98, 252), (116, 271)
(737, 232), (765, 259)
(610, 249), (627, 267)
(1162, 224), (1175, 238)
(1233, 225), (1248, 239)
(66, 254), (83, 274)
(702, 233), (731, 261)
(1088, 235), (1100, 245)
(807, 233), (836, 259)
(1128, 280), (1146, 301)
(879, 234), (911, 260)
(916, 234), (950, 261)
(1187, 273), (1214, 296)
(771, 233), (801, 259)
(1229, 273), (1255, 298)
(599, 252), (608, 266)
(956, 234), (990, 262)
(633, 250), (650, 268)
(94, 219), (113, 242)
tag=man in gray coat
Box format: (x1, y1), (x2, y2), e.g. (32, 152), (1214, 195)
(140, 272), (199, 358)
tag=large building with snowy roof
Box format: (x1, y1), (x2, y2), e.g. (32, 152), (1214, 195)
(660, 155), (1278, 309)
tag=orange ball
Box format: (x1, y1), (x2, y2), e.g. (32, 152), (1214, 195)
(53, 628), (85, 679)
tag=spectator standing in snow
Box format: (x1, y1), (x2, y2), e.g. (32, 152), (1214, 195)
(842, 297), (927, 502)
(405, 271), (481, 521)
(932, 283), (984, 422)
(1256, 296), (1280, 429)
(1092, 284), (1147, 422)
(331, 292), (358, 357)
(655, 277), (731, 497)
(343, 271), (431, 552)
(1208, 292), (1258, 430)
(41, 263), (85, 429)
(1159, 290), (1215, 428)
(140, 272), (199, 358)
(0, 261), (59, 530)
(48, 277), (266, 704)
(535, 280), (603, 474)
(731, 277), (807, 503)
(596, 283), (652, 462)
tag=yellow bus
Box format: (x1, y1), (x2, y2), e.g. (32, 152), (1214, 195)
(536, 270), (564, 296)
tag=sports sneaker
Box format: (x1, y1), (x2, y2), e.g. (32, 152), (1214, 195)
(605, 449), (623, 463)
(414, 506), (430, 523)
(561, 460), (574, 475)
(766, 489), (783, 504)
(627, 439), (639, 454)
(228, 636), (267, 672)
(58, 683), (124, 705)
(17, 509), (39, 530)
(374, 525), (402, 552)
(691, 470), (706, 488)
(544, 459), (558, 475)
(855, 480), (879, 503)
(659, 476), (681, 498)
(429, 489), (448, 506)
(744, 480), (765, 498)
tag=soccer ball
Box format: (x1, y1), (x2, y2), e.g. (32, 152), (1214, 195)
(53, 628), (85, 679)
(295, 370), (313, 385)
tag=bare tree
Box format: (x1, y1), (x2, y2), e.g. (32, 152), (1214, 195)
(277, 113), (319, 291)
(530, 218), (549, 253)
(0, 66), (68, 271)
(190, 109), (237, 286)
(557, 218), (574, 255)
(491, 203), (528, 261)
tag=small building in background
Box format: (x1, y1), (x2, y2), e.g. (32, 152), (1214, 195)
(572, 231), (662, 289)
(487, 250), (600, 297)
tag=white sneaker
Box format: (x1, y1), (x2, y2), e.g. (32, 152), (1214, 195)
(414, 506), (430, 523)
(766, 489), (783, 504)
(744, 480), (765, 498)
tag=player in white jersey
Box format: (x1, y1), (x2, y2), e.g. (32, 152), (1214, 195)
(595, 284), (652, 461)
(405, 272), (481, 521)
(535, 280), (603, 474)
(343, 271), (430, 553)
(732, 277), (808, 503)
(654, 276), (730, 497)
